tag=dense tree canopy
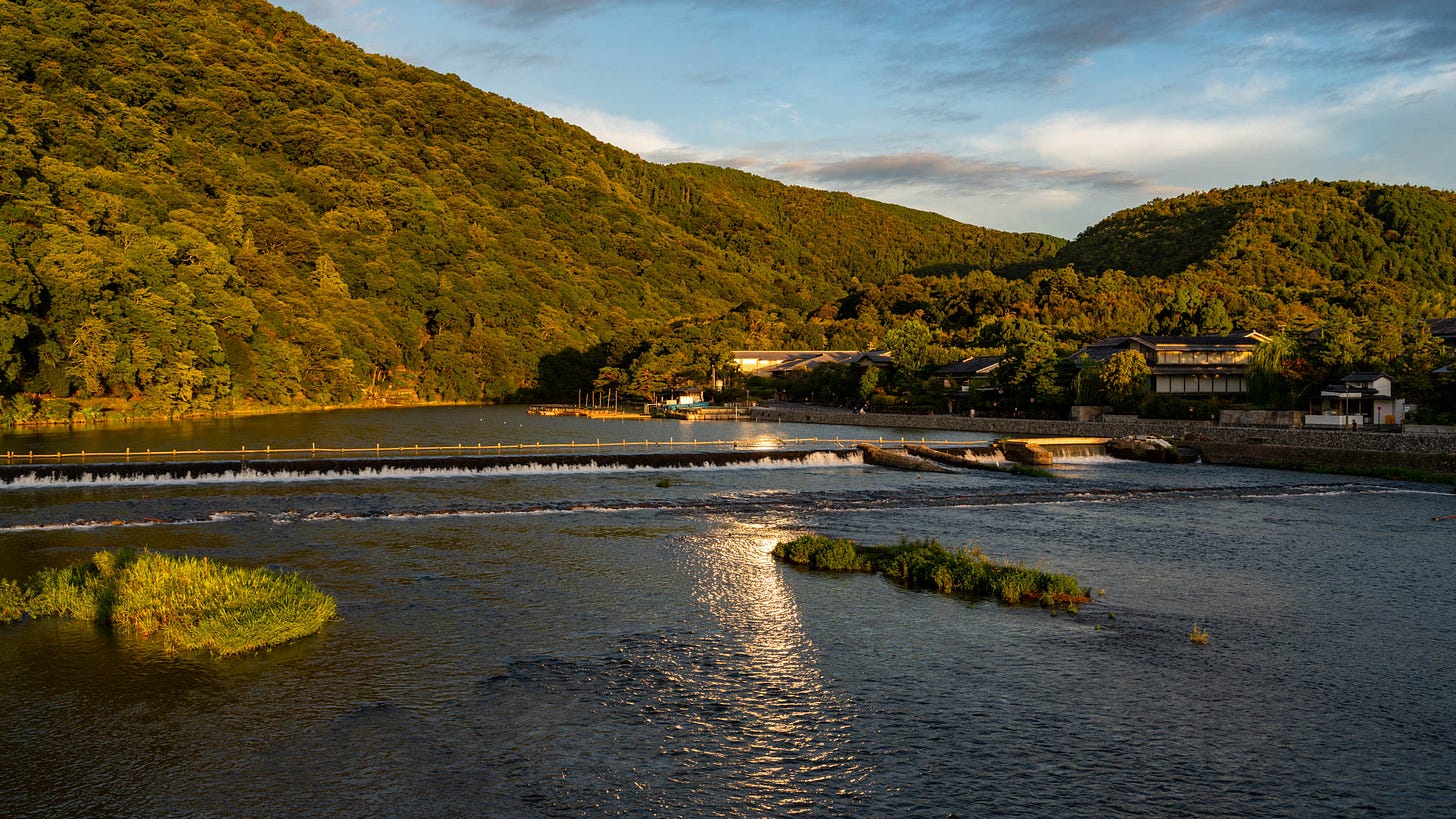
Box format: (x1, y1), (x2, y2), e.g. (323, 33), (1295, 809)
(1, 1), (1454, 425)
(0, 0), (1061, 420)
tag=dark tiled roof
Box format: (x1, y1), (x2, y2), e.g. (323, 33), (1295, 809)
(1429, 318), (1456, 337)
(1321, 384), (1381, 396)
(851, 350), (894, 366)
(934, 355), (1002, 376)
(1130, 330), (1267, 347)
(1340, 372), (1391, 383)
(1074, 331), (1269, 365)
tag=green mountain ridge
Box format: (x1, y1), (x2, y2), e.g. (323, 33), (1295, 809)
(0, 0), (1059, 416)
(1, 0), (1454, 422)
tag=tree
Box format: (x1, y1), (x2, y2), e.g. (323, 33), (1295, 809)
(857, 365), (880, 403)
(1099, 349), (1151, 410)
(1246, 333), (1302, 409)
(883, 317), (932, 389)
(66, 317), (119, 398)
(984, 318), (1066, 413)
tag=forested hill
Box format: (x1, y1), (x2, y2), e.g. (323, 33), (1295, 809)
(0, 0), (1062, 413)
(1052, 180), (1456, 321)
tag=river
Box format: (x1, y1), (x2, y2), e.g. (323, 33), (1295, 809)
(2, 406), (1453, 816)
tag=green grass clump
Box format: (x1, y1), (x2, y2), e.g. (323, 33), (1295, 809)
(774, 535), (1092, 606)
(1, 578), (26, 623)
(8, 548), (336, 656)
(772, 535), (873, 571)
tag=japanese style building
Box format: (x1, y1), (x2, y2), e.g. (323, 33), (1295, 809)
(1074, 331), (1271, 397)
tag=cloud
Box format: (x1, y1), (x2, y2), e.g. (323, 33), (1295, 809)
(1011, 112), (1320, 169)
(881, 0), (1456, 95)
(278, 0), (391, 32)
(1335, 61), (1456, 110)
(443, 0), (601, 27)
(549, 106), (689, 156)
(759, 151), (1154, 196)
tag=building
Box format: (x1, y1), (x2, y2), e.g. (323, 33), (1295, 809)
(1430, 318), (1456, 348)
(731, 350), (891, 378)
(1307, 372), (1405, 428)
(934, 355), (1002, 393)
(1073, 331), (1270, 397)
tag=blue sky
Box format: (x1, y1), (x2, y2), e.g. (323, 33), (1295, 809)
(275, 0), (1456, 238)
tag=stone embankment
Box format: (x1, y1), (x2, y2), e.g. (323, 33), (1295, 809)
(750, 405), (1456, 481)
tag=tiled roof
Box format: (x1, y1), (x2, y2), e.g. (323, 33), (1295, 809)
(934, 355), (1002, 376)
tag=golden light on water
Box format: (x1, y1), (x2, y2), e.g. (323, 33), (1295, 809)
(677, 516), (868, 809)
(732, 435), (787, 451)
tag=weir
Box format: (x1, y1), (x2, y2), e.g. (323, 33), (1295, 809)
(1002, 437), (1111, 459)
(0, 448), (861, 485)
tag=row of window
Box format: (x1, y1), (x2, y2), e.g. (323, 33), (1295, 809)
(1153, 351), (1252, 365)
(1154, 375), (1247, 395)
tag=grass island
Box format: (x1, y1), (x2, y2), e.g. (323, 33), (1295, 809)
(0, 548), (336, 657)
(774, 535), (1092, 607)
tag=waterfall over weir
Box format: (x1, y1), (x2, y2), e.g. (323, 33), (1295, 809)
(0, 448), (862, 486)
(932, 438), (1111, 463)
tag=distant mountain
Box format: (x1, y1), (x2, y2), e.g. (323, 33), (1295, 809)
(1055, 180), (1456, 294)
(0, 0), (1061, 414)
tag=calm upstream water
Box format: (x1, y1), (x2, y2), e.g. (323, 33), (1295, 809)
(2, 406), (1453, 816)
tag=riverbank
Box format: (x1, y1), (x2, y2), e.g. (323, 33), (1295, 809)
(2, 394), (484, 430)
(750, 404), (1456, 483)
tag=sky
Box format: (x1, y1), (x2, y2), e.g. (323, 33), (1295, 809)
(273, 0), (1456, 238)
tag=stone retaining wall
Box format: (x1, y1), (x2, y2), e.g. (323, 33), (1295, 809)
(1196, 441), (1456, 477)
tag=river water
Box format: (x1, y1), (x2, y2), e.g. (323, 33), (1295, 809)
(2, 406), (1453, 816)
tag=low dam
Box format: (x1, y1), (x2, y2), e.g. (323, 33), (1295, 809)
(0, 448), (863, 485)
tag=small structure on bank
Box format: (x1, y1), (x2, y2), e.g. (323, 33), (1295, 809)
(1307, 372), (1406, 428)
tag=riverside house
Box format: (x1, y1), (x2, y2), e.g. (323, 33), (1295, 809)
(1074, 331), (1271, 397)
(934, 355), (1003, 393)
(1306, 372), (1406, 428)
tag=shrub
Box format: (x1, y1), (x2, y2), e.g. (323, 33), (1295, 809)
(773, 535), (872, 572)
(38, 398), (75, 423)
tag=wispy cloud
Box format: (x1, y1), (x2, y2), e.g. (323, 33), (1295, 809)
(767, 151), (1152, 195)
(1012, 112), (1321, 169)
(444, 0), (601, 27)
(280, 0), (391, 32)
(550, 106), (690, 156)
(1335, 61), (1456, 109)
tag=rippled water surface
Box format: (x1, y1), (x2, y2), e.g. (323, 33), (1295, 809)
(3, 407), (1454, 816)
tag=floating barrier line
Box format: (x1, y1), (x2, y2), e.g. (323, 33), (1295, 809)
(2, 436), (980, 464)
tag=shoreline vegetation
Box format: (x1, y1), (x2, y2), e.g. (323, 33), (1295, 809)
(0, 549), (336, 656)
(773, 535), (1092, 607)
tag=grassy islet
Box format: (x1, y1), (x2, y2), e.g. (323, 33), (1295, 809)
(5, 548), (335, 656)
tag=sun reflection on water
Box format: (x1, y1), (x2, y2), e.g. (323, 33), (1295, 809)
(673, 516), (871, 812)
